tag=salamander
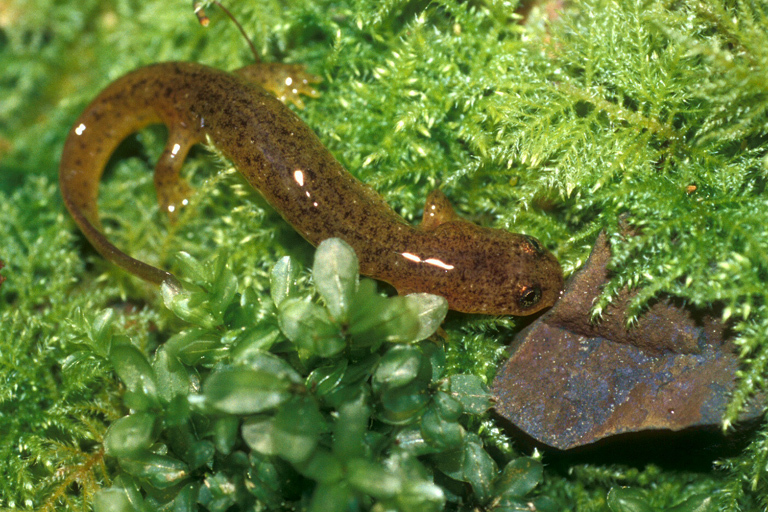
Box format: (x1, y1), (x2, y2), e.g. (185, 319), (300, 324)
(59, 61), (563, 315)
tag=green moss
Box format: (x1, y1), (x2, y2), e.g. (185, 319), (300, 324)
(1, 0), (768, 510)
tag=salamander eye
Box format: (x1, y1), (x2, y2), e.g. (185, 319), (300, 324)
(524, 235), (544, 254)
(518, 285), (542, 309)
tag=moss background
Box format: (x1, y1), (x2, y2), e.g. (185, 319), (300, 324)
(1, 0), (768, 510)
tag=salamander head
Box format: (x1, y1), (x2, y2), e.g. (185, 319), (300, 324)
(405, 221), (564, 315)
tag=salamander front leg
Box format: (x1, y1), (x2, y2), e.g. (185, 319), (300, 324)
(420, 189), (463, 231)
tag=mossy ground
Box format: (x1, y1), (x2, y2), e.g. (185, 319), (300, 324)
(1, 0), (767, 510)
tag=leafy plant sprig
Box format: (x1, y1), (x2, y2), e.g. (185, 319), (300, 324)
(92, 239), (546, 511)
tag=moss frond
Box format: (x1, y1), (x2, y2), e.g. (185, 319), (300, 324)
(0, 178), (143, 509)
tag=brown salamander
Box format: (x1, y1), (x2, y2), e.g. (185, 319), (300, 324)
(59, 61), (563, 315)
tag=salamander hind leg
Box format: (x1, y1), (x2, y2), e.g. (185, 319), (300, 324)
(235, 63), (321, 108)
(155, 130), (197, 222)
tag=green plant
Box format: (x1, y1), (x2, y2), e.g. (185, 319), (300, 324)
(90, 239), (546, 511)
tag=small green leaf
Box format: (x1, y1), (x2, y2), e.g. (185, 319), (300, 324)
(347, 458), (401, 499)
(372, 345), (424, 393)
(176, 338), (227, 366)
(109, 344), (158, 404)
(494, 457), (544, 499)
(162, 285), (220, 329)
(449, 374), (492, 415)
(420, 405), (465, 450)
(270, 256), (298, 307)
(63, 308), (117, 361)
(333, 392), (370, 459)
(426, 343), (446, 381)
(348, 283), (421, 344)
(243, 351), (303, 383)
(299, 448), (344, 483)
(312, 354), (375, 409)
(118, 453), (188, 489)
(272, 396), (326, 464)
(209, 261), (238, 317)
(173, 251), (207, 283)
(152, 346), (189, 403)
(528, 496), (562, 512)
(432, 390), (463, 422)
(394, 427), (432, 456)
(278, 298), (346, 357)
(242, 416), (277, 456)
(378, 380), (430, 425)
(198, 472), (238, 512)
(225, 286), (269, 329)
(396, 481), (446, 512)
(246, 453), (285, 509)
(491, 498), (532, 512)
(93, 487), (144, 512)
(166, 483), (197, 512)
(204, 361), (298, 414)
(313, 238), (359, 321)
(306, 359), (347, 396)
(92, 309), (116, 350)
(104, 412), (156, 458)
(403, 293), (448, 341)
(164, 394), (190, 428)
(607, 488), (655, 512)
(164, 327), (226, 366)
(434, 433), (496, 501)
(667, 493), (717, 512)
(184, 440), (215, 471)
(231, 329), (282, 363)
(93, 476), (146, 512)
(309, 482), (354, 512)
(212, 416), (240, 455)
(340, 353), (380, 385)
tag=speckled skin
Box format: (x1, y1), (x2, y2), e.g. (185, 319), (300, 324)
(59, 62), (563, 315)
